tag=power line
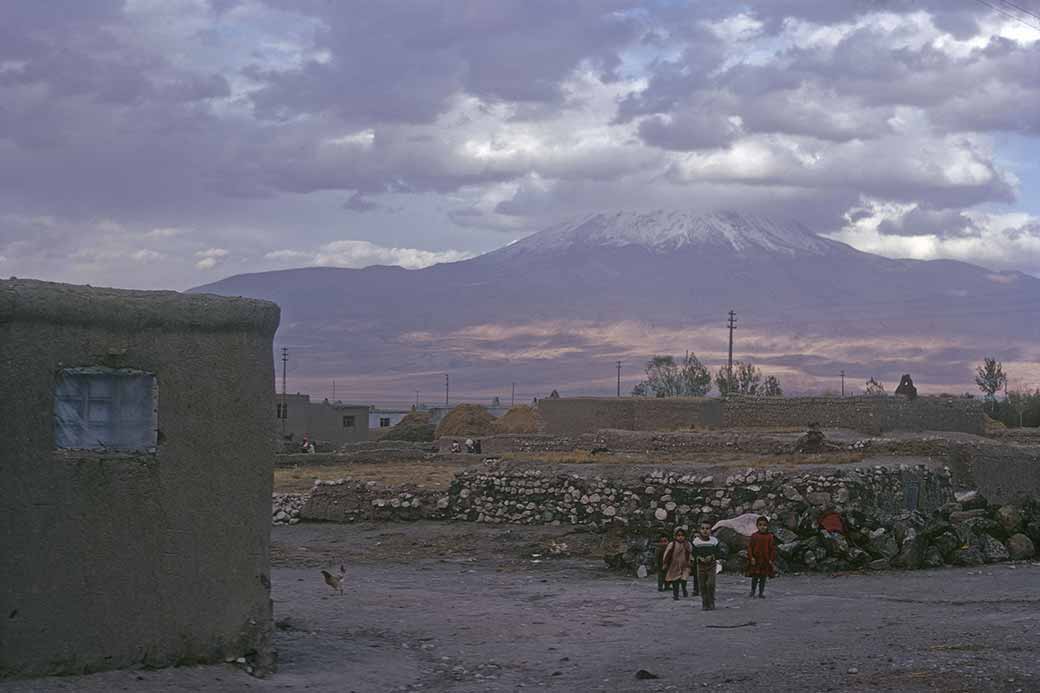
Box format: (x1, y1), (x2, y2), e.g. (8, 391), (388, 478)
(997, 0), (1040, 24)
(972, 0), (1040, 31)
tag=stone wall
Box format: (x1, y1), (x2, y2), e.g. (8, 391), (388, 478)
(447, 461), (951, 529)
(300, 479), (449, 523)
(536, 395), (985, 437)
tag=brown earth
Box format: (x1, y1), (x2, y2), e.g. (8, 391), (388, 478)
(435, 404), (497, 437)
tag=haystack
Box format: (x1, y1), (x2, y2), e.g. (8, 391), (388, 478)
(494, 405), (544, 434)
(435, 404), (497, 438)
(380, 410), (436, 442)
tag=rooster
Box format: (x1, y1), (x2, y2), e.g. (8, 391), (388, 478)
(321, 565), (346, 594)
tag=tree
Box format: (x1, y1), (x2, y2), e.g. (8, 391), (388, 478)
(762, 375), (783, 397)
(632, 352), (712, 397)
(716, 361), (762, 396)
(864, 377), (886, 396)
(975, 357), (1007, 404)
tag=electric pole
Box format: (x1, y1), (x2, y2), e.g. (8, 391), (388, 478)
(332, 379), (336, 402)
(726, 310), (737, 395)
(415, 390), (420, 409)
(511, 382), (516, 407)
(840, 370), (845, 398)
(280, 347), (288, 436)
(617, 361), (622, 398)
(445, 373), (449, 407)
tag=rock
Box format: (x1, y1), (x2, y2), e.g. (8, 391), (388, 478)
(891, 532), (928, 570)
(714, 526), (749, 551)
(932, 531), (961, 559)
(866, 530), (899, 559)
(635, 670), (660, 680)
(867, 558), (891, 571)
(996, 506), (1024, 534)
(954, 489), (987, 510)
(1025, 520), (1040, 545)
(806, 491), (832, 508)
(978, 534), (1010, 563)
(654, 508), (668, 521)
(923, 546), (944, 568)
(773, 527), (799, 544)
(636, 564), (648, 578)
(960, 517), (1004, 541)
(782, 484), (804, 502)
(949, 509), (988, 524)
(951, 546), (985, 566)
(920, 519), (953, 540)
(1006, 534), (1035, 561)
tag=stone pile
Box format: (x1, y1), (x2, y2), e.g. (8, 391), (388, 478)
(272, 493), (305, 525)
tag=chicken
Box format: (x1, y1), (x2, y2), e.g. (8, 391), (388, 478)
(321, 565), (346, 594)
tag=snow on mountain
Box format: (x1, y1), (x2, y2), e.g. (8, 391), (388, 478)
(499, 210), (837, 256)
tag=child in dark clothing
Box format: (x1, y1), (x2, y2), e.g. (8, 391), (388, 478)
(654, 533), (671, 592)
(661, 528), (692, 600)
(746, 515), (778, 598)
(691, 521), (721, 610)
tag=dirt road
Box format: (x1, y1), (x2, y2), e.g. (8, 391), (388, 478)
(4, 522), (1039, 692)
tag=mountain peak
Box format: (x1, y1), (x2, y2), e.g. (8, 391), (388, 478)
(501, 210), (837, 257)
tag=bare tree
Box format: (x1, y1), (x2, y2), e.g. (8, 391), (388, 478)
(864, 377), (886, 396)
(975, 357), (1007, 405)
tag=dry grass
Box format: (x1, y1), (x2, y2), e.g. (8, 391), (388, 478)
(273, 461), (468, 493)
(499, 450), (867, 467)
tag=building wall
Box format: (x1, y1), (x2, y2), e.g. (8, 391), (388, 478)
(277, 394), (369, 444)
(537, 395), (984, 436)
(0, 279), (279, 678)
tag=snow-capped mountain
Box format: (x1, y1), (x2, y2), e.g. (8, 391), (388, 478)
(191, 211), (1040, 401)
(498, 210), (836, 256)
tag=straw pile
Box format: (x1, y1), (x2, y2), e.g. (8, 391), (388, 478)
(380, 410), (436, 442)
(435, 404), (497, 438)
(494, 405), (544, 434)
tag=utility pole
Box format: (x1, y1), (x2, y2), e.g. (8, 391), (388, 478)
(332, 379), (336, 402)
(511, 382), (516, 407)
(445, 373), (449, 407)
(726, 310), (737, 394)
(280, 347), (288, 436)
(840, 370), (846, 398)
(617, 361), (622, 398)
(416, 390), (421, 409)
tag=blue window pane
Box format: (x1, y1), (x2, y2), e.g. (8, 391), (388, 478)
(55, 369), (157, 451)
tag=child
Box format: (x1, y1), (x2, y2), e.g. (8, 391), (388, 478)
(746, 515), (778, 598)
(661, 527), (692, 600)
(654, 533), (671, 592)
(692, 521), (721, 610)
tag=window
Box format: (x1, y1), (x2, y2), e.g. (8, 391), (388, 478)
(379, 417), (391, 428)
(276, 402), (288, 419)
(342, 415), (355, 428)
(55, 368), (157, 451)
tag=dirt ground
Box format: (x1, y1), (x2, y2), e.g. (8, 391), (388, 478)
(6, 521), (1039, 693)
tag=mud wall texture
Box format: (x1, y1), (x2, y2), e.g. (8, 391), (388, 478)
(720, 395), (985, 435)
(538, 396), (985, 436)
(0, 279), (279, 679)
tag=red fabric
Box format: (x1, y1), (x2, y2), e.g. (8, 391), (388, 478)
(745, 531), (777, 578)
(818, 511), (846, 534)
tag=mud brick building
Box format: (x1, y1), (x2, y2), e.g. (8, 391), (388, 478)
(0, 278), (279, 678)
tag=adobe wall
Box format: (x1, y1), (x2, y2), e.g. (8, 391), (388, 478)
(0, 279), (279, 678)
(538, 395), (985, 437)
(537, 397), (723, 435)
(721, 395), (985, 435)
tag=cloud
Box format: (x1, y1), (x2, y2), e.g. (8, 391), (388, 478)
(266, 240), (474, 270)
(195, 247), (229, 270)
(0, 0), (1038, 290)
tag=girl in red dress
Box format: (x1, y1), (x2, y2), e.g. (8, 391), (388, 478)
(746, 516), (777, 598)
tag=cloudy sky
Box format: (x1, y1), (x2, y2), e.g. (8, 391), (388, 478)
(2, 0), (1039, 290)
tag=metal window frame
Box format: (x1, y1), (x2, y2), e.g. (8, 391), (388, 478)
(54, 367), (158, 452)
